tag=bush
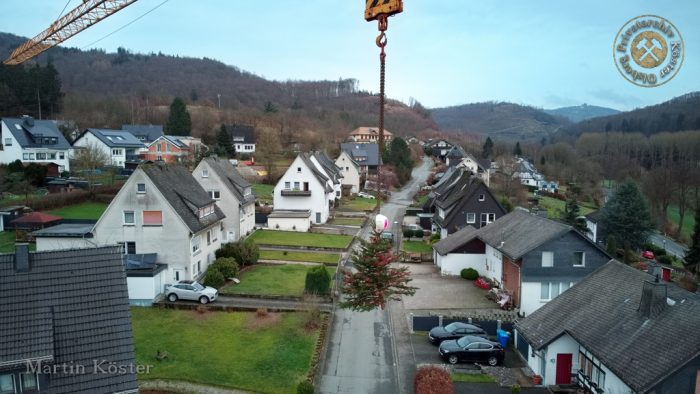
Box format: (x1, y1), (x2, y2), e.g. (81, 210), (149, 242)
(414, 366), (453, 394)
(211, 257), (239, 278)
(643, 243), (666, 256)
(305, 265), (331, 295)
(297, 381), (314, 394)
(413, 229), (425, 238)
(217, 239), (259, 266)
(429, 233), (440, 244)
(460, 268), (479, 280)
(215, 243), (236, 259)
(657, 255), (673, 266)
(403, 229), (414, 238)
(203, 267), (225, 288)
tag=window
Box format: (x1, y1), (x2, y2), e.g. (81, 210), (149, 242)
(192, 236), (201, 254)
(23, 153), (29, 160)
(578, 348), (606, 388)
(480, 213), (495, 227)
(208, 190), (221, 200)
(47, 153), (56, 159)
(137, 183), (146, 193)
(59, 152), (65, 160)
(20, 373), (38, 392)
(124, 241), (136, 254)
(284, 181), (290, 189)
(573, 251), (585, 267)
(0, 374), (15, 394)
(112, 149), (122, 156)
(207, 230), (211, 245)
(123, 211), (135, 225)
(143, 210), (163, 226)
(540, 281), (573, 300)
(202, 169), (209, 178)
(297, 167), (302, 173)
(166, 144), (171, 152)
(541, 251), (554, 267)
(478, 194), (485, 201)
(3, 138), (11, 146)
(28, 153), (35, 160)
(293, 181), (300, 190)
(346, 166), (349, 171)
(36, 152), (46, 160)
(156, 144), (162, 152)
(466, 213), (476, 224)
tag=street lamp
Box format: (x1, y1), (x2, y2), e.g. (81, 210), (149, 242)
(394, 220), (400, 254)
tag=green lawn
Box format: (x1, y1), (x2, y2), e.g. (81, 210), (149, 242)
(0, 231), (36, 253)
(249, 230), (353, 249)
(412, 193), (429, 207)
(452, 373), (497, 383)
(338, 197), (377, 212)
(328, 217), (365, 226)
(259, 250), (340, 265)
(220, 264), (336, 297)
(401, 240), (433, 253)
(48, 202), (108, 220)
(131, 308), (319, 393)
(666, 205), (695, 241)
(252, 183), (274, 203)
(533, 195), (596, 220)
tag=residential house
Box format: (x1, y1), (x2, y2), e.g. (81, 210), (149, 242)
(92, 164), (226, 286)
(142, 135), (191, 163)
(72, 128), (145, 168)
(335, 150), (361, 194)
(347, 126), (393, 144)
(312, 151), (343, 200)
(0, 116), (72, 173)
(539, 180), (559, 193)
(424, 139), (455, 160)
(432, 210), (610, 316)
(224, 124), (256, 154)
(455, 152), (491, 186)
(272, 152), (334, 229)
(584, 210), (606, 245)
(406, 136), (425, 145)
(340, 142), (380, 173)
(445, 146), (465, 167)
(193, 157), (256, 242)
(515, 260), (700, 393)
(122, 124), (164, 144)
(177, 136), (208, 158)
(0, 245), (139, 393)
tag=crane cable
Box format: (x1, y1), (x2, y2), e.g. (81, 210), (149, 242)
(81, 0), (170, 50)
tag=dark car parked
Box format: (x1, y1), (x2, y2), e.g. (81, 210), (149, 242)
(428, 322), (488, 345)
(438, 335), (505, 366)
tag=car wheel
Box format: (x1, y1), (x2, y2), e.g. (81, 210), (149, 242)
(448, 355), (459, 365)
(167, 293), (178, 302)
(488, 356), (498, 366)
(199, 296), (209, 304)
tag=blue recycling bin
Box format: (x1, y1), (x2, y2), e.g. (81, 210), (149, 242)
(497, 329), (510, 348)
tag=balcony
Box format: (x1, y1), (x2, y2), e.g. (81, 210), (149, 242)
(281, 189), (311, 196)
(125, 154), (140, 162)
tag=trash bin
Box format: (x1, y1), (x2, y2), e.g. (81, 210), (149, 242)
(497, 329), (510, 348)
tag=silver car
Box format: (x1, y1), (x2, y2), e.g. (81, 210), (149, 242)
(165, 280), (218, 304)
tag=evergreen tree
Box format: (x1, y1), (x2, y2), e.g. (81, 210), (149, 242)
(540, 155), (545, 166)
(216, 125), (235, 157)
(513, 141), (522, 156)
(684, 207), (700, 273)
(383, 137), (414, 185)
(165, 97), (192, 136)
(564, 195), (589, 234)
(606, 235), (617, 257)
(482, 137), (493, 158)
(601, 180), (654, 250)
(340, 233), (417, 311)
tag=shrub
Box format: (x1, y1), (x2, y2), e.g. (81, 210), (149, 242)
(414, 366), (453, 394)
(305, 265), (331, 295)
(215, 243), (236, 259)
(297, 381), (314, 394)
(511, 384), (521, 394)
(232, 238), (260, 266)
(203, 267), (225, 288)
(403, 229), (414, 238)
(657, 255), (673, 266)
(211, 257), (239, 278)
(606, 235), (618, 257)
(429, 233), (440, 244)
(460, 268), (479, 280)
(413, 229), (425, 238)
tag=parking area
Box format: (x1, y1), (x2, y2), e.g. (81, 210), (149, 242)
(410, 333), (527, 369)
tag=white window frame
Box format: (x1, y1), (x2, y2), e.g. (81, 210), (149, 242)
(573, 251), (586, 267)
(466, 213), (476, 224)
(478, 194), (485, 201)
(209, 190), (221, 200)
(202, 169), (209, 178)
(541, 251), (554, 267)
(136, 183), (146, 193)
(123, 211), (135, 225)
(59, 152), (65, 159)
(3, 138), (11, 146)
(191, 235), (201, 255)
(284, 181), (290, 190)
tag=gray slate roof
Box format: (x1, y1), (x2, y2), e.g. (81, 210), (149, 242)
(202, 157), (255, 206)
(141, 164), (226, 233)
(313, 151), (343, 184)
(122, 124), (163, 143)
(31, 223), (94, 238)
(515, 260), (700, 393)
(434, 225), (479, 255)
(81, 128), (146, 148)
(0, 245), (138, 393)
(161, 135), (189, 149)
(224, 124), (255, 144)
(340, 142), (380, 166)
(2, 117), (71, 149)
(300, 153), (333, 193)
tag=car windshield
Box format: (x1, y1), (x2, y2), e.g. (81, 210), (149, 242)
(456, 336), (473, 347)
(192, 282), (204, 291)
(444, 323), (459, 333)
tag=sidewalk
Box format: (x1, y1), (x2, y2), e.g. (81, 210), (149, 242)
(156, 294), (332, 312)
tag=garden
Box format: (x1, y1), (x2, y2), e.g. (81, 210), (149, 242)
(259, 250), (340, 265)
(248, 230), (353, 249)
(336, 196), (377, 212)
(220, 264), (335, 297)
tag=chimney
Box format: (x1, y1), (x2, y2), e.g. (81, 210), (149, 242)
(638, 278), (667, 319)
(22, 115), (34, 128)
(14, 244), (30, 273)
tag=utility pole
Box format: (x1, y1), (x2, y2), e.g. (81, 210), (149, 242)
(36, 89), (42, 120)
(217, 94), (221, 110)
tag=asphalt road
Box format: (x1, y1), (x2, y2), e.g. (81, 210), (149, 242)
(648, 232), (688, 260)
(318, 157), (433, 394)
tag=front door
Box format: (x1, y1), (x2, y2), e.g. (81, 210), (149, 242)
(173, 269), (185, 282)
(556, 353), (573, 384)
(316, 212), (321, 223)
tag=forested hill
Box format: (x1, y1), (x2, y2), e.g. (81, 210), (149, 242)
(0, 32), (437, 145)
(560, 92), (700, 137)
(544, 104), (620, 123)
(430, 101), (569, 142)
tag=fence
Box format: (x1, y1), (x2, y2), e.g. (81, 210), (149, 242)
(410, 314), (517, 336)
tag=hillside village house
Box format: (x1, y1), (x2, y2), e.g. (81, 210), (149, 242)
(194, 157), (255, 242)
(455, 152), (491, 186)
(0, 116), (72, 173)
(348, 126), (393, 144)
(432, 210), (610, 316)
(73, 128), (145, 167)
(340, 142), (380, 173)
(122, 124), (164, 144)
(142, 135), (191, 163)
(335, 150), (361, 194)
(311, 151), (343, 199)
(424, 139), (455, 159)
(515, 261), (700, 393)
(92, 164), (225, 294)
(224, 124), (256, 154)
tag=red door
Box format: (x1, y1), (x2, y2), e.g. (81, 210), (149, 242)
(556, 353), (573, 384)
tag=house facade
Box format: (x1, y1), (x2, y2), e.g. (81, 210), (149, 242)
(311, 151), (343, 201)
(347, 127), (393, 144)
(224, 124), (256, 154)
(0, 116), (72, 172)
(340, 142), (380, 173)
(335, 150), (361, 194)
(122, 124), (164, 144)
(93, 164), (225, 285)
(142, 135), (191, 163)
(515, 261), (700, 393)
(456, 153), (491, 186)
(193, 157), (256, 242)
(425, 139), (455, 159)
(273, 153), (334, 226)
(72, 128), (145, 168)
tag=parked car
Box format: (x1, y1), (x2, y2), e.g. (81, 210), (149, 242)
(165, 280), (218, 304)
(438, 335), (505, 366)
(380, 231), (394, 242)
(420, 185), (432, 191)
(357, 191), (376, 199)
(428, 322), (487, 345)
(642, 250), (655, 260)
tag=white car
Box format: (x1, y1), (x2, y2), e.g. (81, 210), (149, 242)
(357, 192), (376, 199)
(165, 280), (218, 304)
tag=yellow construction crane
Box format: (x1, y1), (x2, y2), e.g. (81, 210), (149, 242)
(4, 0), (138, 65)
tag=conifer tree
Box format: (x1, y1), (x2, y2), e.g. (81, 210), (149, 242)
(165, 97), (192, 136)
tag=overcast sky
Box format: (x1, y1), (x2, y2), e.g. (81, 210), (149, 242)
(3, 0), (699, 111)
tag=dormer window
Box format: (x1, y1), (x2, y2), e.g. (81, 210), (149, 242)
(202, 169), (209, 178)
(198, 203), (215, 218)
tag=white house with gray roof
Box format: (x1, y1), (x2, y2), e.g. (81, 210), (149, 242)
(193, 157), (255, 242)
(93, 164), (225, 285)
(0, 116), (72, 172)
(73, 128), (146, 167)
(335, 150), (361, 194)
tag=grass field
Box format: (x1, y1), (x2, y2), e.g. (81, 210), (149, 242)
(666, 205), (695, 241)
(252, 183), (274, 203)
(413, 193), (429, 207)
(220, 264), (336, 297)
(249, 230), (353, 249)
(533, 195), (596, 220)
(452, 373), (497, 383)
(401, 240), (433, 253)
(338, 197), (377, 212)
(328, 217), (365, 226)
(131, 308), (319, 393)
(0, 231), (36, 253)
(259, 250), (340, 265)
(48, 202), (108, 220)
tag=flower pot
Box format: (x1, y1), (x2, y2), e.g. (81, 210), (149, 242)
(532, 375), (542, 385)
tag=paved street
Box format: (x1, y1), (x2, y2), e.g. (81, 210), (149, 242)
(649, 232), (688, 260)
(318, 157), (433, 394)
